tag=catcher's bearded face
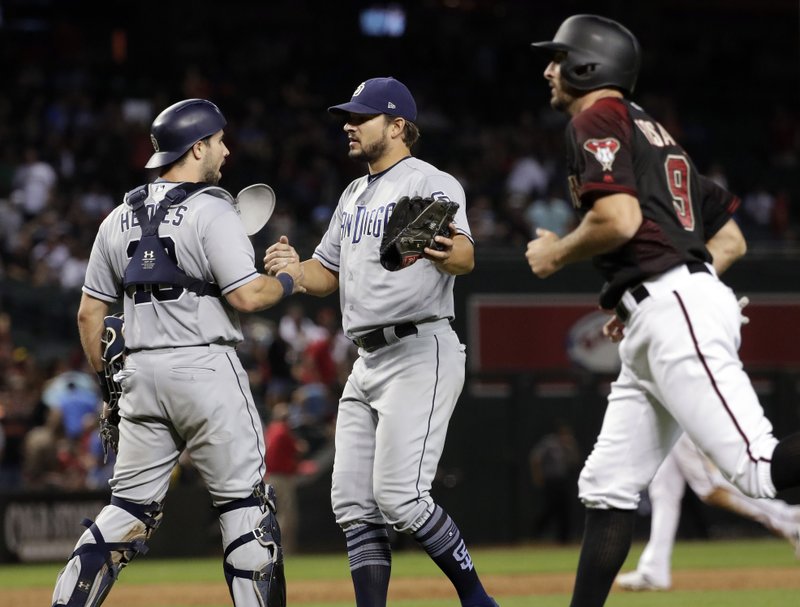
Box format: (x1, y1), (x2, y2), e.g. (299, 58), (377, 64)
(199, 130), (229, 185)
(344, 113), (389, 164)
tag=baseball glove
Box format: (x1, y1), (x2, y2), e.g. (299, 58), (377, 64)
(98, 314), (125, 463)
(379, 196), (460, 271)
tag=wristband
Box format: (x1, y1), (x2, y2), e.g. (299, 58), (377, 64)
(97, 371), (111, 403)
(276, 272), (294, 298)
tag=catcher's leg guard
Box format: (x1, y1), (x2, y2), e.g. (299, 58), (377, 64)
(52, 497), (163, 607)
(219, 483), (286, 607)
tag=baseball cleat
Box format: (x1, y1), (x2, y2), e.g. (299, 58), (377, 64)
(615, 570), (670, 591)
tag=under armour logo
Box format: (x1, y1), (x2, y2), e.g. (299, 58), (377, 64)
(452, 540), (474, 571)
(77, 580), (91, 592)
(143, 250), (155, 260)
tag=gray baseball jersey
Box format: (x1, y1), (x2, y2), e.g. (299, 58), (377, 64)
(312, 156), (472, 338)
(83, 181), (259, 349)
(319, 156), (475, 549)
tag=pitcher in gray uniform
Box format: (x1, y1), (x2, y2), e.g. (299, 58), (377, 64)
(51, 99), (301, 607)
(265, 77), (498, 607)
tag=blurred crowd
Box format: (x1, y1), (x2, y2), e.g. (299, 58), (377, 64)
(0, 303), (355, 494)
(0, 81), (795, 294)
(0, 3), (797, 292)
(0, 1), (798, 494)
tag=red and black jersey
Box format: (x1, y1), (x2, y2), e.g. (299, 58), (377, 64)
(565, 97), (740, 308)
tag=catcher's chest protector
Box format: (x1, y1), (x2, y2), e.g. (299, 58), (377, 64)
(122, 183), (221, 297)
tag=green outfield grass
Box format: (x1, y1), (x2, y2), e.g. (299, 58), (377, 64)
(1, 538), (797, 606)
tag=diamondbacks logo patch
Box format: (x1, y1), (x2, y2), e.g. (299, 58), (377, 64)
(583, 138), (621, 172)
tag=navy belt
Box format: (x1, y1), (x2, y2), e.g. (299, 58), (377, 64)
(352, 322), (418, 352)
(615, 262), (711, 322)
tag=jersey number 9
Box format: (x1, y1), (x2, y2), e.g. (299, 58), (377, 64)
(664, 154), (695, 231)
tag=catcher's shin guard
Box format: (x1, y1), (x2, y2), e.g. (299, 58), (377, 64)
(219, 483), (286, 607)
(51, 497), (163, 607)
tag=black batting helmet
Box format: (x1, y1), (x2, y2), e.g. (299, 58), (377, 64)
(532, 15), (641, 95)
(145, 99), (227, 169)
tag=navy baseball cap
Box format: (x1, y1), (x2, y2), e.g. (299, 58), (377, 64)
(328, 77), (417, 122)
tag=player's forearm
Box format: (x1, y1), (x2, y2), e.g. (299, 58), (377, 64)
(558, 194), (641, 265)
(436, 236), (474, 275)
(556, 211), (635, 265)
(226, 274), (291, 312)
(77, 293), (110, 372)
(706, 218), (746, 275)
(300, 258), (339, 297)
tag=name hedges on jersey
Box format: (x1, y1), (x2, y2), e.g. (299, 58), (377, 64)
(340, 202), (397, 243)
(119, 204), (188, 232)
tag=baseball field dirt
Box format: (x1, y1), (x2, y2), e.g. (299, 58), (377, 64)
(7, 566), (800, 606)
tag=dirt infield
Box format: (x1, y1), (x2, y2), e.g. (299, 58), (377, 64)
(9, 567), (800, 606)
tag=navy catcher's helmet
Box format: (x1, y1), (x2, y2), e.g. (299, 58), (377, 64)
(532, 15), (641, 95)
(145, 99), (227, 169)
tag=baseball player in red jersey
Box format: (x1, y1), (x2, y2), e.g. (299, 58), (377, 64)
(526, 15), (800, 607)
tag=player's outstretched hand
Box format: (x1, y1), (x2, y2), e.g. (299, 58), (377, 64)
(526, 228), (563, 278)
(738, 295), (750, 326)
(264, 235), (299, 276)
(603, 314), (626, 343)
(423, 222), (456, 264)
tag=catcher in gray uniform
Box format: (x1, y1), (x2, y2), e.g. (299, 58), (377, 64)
(51, 99), (303, 607)
(265, 77), (498, 607)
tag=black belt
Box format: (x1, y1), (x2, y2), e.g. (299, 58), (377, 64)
(614, 262), (711, 322)
(352, 322), (418, 352)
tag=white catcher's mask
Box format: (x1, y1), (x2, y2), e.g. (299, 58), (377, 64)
(234, 183), (276, 236)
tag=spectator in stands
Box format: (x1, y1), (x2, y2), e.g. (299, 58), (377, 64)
(265, 401), (308, 554)
(293, 307), (349, 393)
(11, 146), (57, 221)
(22, 403), (65, 489)
(58, 238), (90, 290)
(288, 382), (335, 457)
(266, 325), (297, 400)
(48, 377), (100, 443)
(23, 372), (99, 490)
(505, 146), (549, 201)
(279, 302), (327, 363)
(466, 195), (501, 244)
(1, 347), (44, 489)
(529, 421), (582, 543)
(740, 184), (780, 244)
(525, 184), (574, 238)
(76, 180), (114, 219)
